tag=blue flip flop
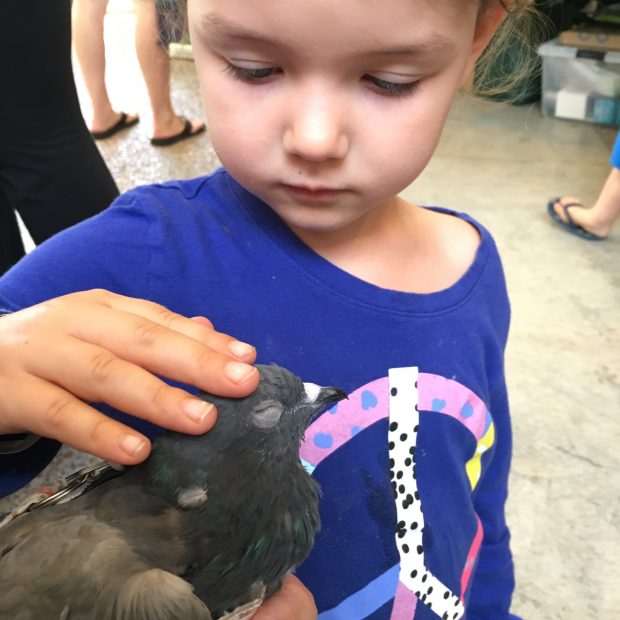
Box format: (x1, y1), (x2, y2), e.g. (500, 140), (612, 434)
(546, 197), (606, 241)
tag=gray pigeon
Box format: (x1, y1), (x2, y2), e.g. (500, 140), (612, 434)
(0, 364), (346, 620)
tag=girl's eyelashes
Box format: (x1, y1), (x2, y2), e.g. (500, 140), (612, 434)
(224, 62), (421, 98)
(364, 75), (422, 98)
(225, 63), (280, 82)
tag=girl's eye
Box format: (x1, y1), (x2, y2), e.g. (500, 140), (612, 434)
(225, 63), (280, 83)
(364, 75), (421, 98)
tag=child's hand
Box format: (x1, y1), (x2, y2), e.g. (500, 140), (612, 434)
(0, 289), (259, 464)
(253, 575), (317, 620)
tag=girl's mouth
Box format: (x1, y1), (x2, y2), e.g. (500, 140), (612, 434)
(281, 184), (346, 202)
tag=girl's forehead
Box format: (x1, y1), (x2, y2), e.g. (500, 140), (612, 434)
(191, 0), (475, 19)
(190, 0), (479, 51)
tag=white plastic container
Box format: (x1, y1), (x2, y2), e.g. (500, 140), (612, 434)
(538, 38), (620, 125)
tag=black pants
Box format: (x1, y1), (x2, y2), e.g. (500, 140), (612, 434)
(0, 0), (119, 275)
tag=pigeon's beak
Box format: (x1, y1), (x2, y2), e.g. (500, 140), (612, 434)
(302, 383), (348, 424)
(317, 386), (348, 407)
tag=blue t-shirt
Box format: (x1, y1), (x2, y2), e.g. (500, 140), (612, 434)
(0, 169), (519, 620)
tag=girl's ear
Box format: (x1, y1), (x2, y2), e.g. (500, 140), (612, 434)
(460, 1), (508, 86)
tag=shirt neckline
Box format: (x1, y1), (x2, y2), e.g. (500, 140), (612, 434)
(222, 170), (492, 316)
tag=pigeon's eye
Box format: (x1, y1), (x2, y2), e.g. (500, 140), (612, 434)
(251, 399), (283, 429)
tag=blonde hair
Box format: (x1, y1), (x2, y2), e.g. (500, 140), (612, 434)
(474, 0), (547, 100)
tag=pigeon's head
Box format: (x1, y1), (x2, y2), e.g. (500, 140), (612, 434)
(252, 364), (346, 437)
(198, 364), (347, 456)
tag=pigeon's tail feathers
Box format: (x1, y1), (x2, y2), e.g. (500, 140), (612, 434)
(107, 569), (212, 620)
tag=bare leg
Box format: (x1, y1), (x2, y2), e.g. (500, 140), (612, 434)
(72, 0), (138, 132)
(552, 167), (620, 238)
(133, 0), (203, 139)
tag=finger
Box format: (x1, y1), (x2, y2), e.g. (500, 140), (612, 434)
(190, 316), (214, 328)
(6, 376), (152, 464)
(190, 314), (255, 360)
(96, 291), (257, 362)
(254, 575), (317, 620)
(64, 301), (259, 397)
(190, 316), (257, 362)
(42, 338), (218, 435)
(101, 311), (259, 395)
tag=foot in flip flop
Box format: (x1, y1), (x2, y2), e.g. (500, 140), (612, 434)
(546, 197), (608, 241)
(91, 112), (140, 141)
(150, 116), (206, 147)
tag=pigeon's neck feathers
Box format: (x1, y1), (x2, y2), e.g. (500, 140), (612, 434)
(141, 426), (305, 506)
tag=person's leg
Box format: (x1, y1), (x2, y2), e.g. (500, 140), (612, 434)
(0, 0), (119, 251)
(4, 121), (120, 246)
(588, 167), (620, 235)
(0, 182), (26, 275)
(133, 0), (204, 140)
(551, 132), (620, 239)
(551, 168), (620, 239)
(72, 0), (138, 133)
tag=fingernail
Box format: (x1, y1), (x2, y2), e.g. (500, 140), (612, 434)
(225, 362), (258, 385)
(183, 398), (215, 424)
(228, 340), (255, 360)
(119, 434), (148, 457)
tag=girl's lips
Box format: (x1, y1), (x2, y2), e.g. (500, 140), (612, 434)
(281, 184), (345, 202)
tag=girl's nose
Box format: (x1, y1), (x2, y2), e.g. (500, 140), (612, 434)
(283, 88), (349, 162)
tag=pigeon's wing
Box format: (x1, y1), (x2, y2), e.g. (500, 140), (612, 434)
(0, 506), (115, 618)
(0, 481), (212, 620)
(96, 568), (213, 620)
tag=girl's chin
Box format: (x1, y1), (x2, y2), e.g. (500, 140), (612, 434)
(281, 214), (367, 242)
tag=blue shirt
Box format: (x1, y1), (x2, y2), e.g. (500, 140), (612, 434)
(0, 169), (519, 619)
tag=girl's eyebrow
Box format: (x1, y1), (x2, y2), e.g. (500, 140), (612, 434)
(200, 12), (454, 58)
(200, 13), (275, 45)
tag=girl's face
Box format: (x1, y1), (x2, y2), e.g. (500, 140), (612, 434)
(188, 0), (498, 237)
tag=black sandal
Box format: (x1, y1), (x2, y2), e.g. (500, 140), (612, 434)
(90, 112), (139, 141)
(150, 117), (206, 147)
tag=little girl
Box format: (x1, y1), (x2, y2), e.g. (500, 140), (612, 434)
(0, 1), (533, 618)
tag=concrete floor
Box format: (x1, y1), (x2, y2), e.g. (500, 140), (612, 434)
(13, 4), (620, 619)
(402, 101), (619, 620)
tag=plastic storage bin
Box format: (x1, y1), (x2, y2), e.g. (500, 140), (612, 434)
(538, 38), (620, 125)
